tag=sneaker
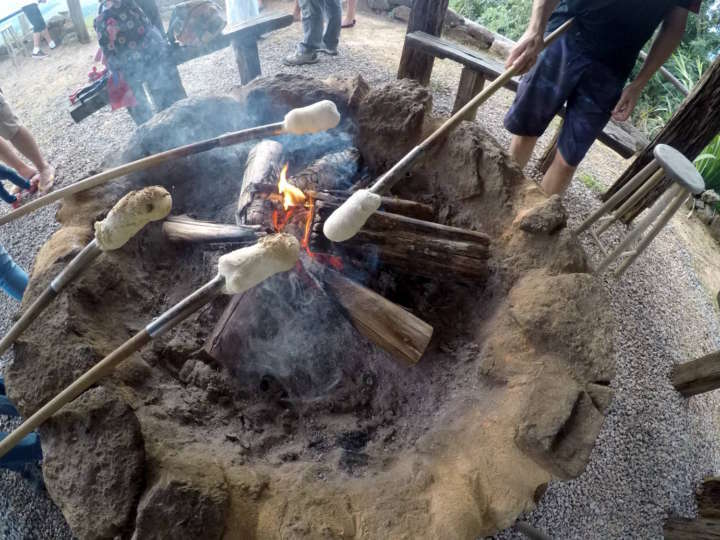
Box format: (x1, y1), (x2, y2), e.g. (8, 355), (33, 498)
(318, 47), (338, 56)
(32, 50), (47, 59)
(48, 41), (56, 49)
(283, 50), (319, 66)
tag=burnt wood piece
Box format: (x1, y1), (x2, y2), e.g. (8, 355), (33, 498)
(665, 477), (720, 539)
(237, 140), (284, 226)
(310, 201), (490, 282)
(163, 215), (262, 244)
(205, 268), (433, 366)
(290, 148), (362, 192)
(603, 54), (720, 222)
(309, 191), (435, 221)
(67, 0), (90, 44)
(671, 350), (720, 397)
(322, 268), (433, 364)
(397, 0), (450, 85)
(404, 31), (646, 159)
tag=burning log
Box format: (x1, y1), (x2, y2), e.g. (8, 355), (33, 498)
(310, 200), (490, 282)
(309, 191), (434, 221)
(236, 140), (284, 226)
(0, 234), (301, 460)
(163, 215), (262, 245)
(289, 147), (362, 192)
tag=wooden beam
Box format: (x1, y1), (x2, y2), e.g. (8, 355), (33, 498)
(66, 0), (90, 44)
(397, 0), (450, 85)
(665, 477), (720, 539)
(603, 55), (720, 222)
(672, 350), (720, 397)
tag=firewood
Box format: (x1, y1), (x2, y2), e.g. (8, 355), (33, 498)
(311, 200), (490, 282)
(163, 215), (262, 244)
(290, 147), (362, 192)
(236, 140), (284, 226)
(322, 267), (433, 364)
(309, 191), (435, 221)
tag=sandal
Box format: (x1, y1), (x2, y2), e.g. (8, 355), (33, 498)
(11, 192), (24, 209)
(341, 19), (356, 28)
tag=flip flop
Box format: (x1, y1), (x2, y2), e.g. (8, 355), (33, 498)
(341, 19), (356, 28)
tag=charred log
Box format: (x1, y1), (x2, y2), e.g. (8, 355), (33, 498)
(236, 140), (284, 226)
(310, 200), (490, 282)
(290, 148), (362, 192)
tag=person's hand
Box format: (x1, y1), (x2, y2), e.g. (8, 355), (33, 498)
(612, 84), (643, 122)
(506, 29), (544, 75)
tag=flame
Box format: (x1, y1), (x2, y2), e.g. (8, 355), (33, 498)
(278, 164), (306, 211)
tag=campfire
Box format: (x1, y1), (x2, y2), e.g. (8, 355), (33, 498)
(5, 75), (616, 540)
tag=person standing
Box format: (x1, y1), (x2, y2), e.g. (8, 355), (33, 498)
(341, 0), (356, 28)
(284, 0), (342, 65)
(503, 0), (700, 196)
(21, 1), (56, 58)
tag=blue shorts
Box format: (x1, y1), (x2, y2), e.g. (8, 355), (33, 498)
(504, 33), (626, 167)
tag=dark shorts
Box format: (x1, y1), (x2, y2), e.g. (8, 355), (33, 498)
(22, 3), (46, 33)
(504, 33), (625, 167)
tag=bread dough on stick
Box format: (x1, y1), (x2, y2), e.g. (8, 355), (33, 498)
(322, 189), (382, 242)
(219, 233), (300, 295)
(283, 100), (341, 135)
(94, 186), (173, 251)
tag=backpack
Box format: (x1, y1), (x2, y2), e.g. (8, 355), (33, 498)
(168, 0), (226, 47)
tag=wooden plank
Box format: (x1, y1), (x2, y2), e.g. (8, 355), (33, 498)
(664, 517), (720, 539)
(232, 40), (262, 85)
(672, 350), (720, 397)
(699, 478), (720, 519)
(397, 0), (450, 85)
(452, 67), (485, 122)
(66, 0), (90, 44)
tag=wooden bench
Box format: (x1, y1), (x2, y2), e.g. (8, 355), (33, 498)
(70, 11), (294, 124)
(404, 31), (649, 160)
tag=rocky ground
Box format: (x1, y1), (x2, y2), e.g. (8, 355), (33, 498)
(0, 3), (718, 539)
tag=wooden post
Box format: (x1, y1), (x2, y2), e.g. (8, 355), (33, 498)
(665, 477), (720, 538)
(672, 350), (720, 397)
(397, 0), (450, 85)
(452, 67), (485, 122)
(232, 38), (262, 85)
(602, 55), (720, 223)
(66, 0), (90, 44)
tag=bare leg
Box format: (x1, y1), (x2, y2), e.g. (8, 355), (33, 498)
(293, 0), (301, 21)
(342, 0), (357, 25)
(32, 33), (40, 51)
(9, 127), (54, 191)
(0, 138), (35, 179)
(541, 150), (576, 196)
(509, 134), (538, 169)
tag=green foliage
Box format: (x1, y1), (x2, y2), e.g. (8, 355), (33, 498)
(695, 134), (720, 193)
(449, 0), (531, 41)
(577, 171), (603, 192)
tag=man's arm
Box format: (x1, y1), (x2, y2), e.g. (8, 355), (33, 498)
(506, 0), (562, 74)
(612, 6), (689, 121)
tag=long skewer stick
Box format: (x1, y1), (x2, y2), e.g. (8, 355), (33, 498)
(0, 234), (300, 459)
(0, 187), (173, 357)
(323, 19), (574, 243)
(0, 100), (341, 226)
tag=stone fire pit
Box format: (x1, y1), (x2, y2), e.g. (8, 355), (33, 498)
(5, 75), (614, 539)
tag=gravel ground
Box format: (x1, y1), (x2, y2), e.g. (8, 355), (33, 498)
(0, 5), (719, 538)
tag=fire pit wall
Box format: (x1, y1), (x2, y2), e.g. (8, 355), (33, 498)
(6, 75), (615, 540)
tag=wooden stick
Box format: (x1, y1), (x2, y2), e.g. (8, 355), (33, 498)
(370, 19), (573, 196)
(596, 167), (666, 235)
(0, 275), (226, 460)
(0, 240), (102, 358)
(0, 122), (284, 226)
(322, 267), (433, 364)
(163, 215), (262, 244)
